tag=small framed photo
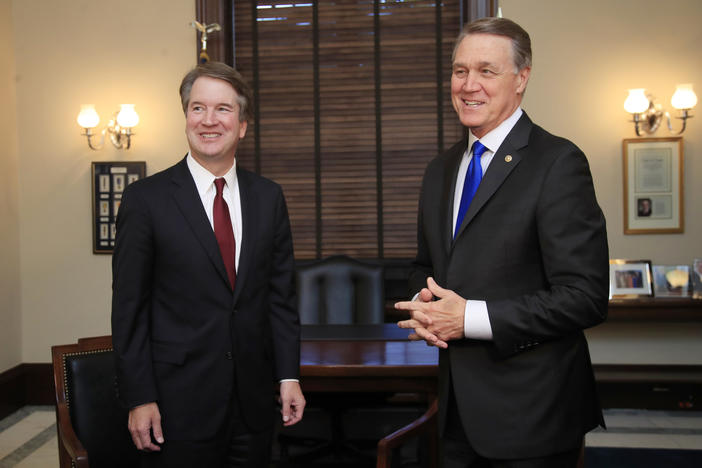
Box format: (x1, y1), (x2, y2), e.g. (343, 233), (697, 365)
(652, 265), (690, 297)
(609, 259), (653, 298)
(91, 161), (146, 254)
(623, 137), (683, 234)
(691, 259), (702, 299)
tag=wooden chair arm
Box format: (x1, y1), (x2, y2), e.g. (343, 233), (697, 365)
(56, 402), (89, 468)
(376, 399), (438, 468)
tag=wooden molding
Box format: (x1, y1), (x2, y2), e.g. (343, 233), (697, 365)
(0, 363), (54, 420)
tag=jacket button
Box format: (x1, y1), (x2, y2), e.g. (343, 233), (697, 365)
(225, 351), (233, 360)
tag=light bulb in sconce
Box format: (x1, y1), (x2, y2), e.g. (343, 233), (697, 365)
(116, 104), (139, 128)
(624, 84), (696, 136)
(623, 89), (649, 114)
(77, 104), (100, 129)
(76, 103), (140, 150)
(671, 84), (698, 110)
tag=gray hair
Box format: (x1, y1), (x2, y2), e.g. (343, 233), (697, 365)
(452, 17), (532, 73)
(179, 62), (254, 122)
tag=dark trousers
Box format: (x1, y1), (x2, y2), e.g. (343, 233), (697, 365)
(141, 386), (273, 468)
(442, 383), (581, 468)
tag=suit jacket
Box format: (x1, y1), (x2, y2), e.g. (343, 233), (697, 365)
(410, 113), (609, 459)
(111, 157), (299, 440)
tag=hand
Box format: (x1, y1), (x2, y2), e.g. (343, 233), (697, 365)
(397, 285), (444, 347)
(396, 277), (466, 348)
(128, 402), (163, 451)
(279, 381), (305, 427)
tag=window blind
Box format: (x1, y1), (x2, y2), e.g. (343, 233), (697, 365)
(233, 0), (463, 259)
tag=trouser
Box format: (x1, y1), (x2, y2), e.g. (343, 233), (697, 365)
(141, 386), (273, 468)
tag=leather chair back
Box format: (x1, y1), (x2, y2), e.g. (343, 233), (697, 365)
(52, 336), (140, 468)
(296, 255), (384, 324)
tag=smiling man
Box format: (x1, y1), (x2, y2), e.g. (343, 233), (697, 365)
(396, 17), (609, 467)
(112, 62), (305, 467)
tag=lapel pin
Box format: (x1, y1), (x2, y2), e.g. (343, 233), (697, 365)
(505, 155), (513, 162)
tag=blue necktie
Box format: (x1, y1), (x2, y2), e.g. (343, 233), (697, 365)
(454, 140), (487, 238)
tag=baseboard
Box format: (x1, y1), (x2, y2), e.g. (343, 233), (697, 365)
(0, 363), (53, 420)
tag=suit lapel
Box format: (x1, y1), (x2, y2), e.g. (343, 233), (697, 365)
(170, 158), (232, 290)
(442, 138), (468, 253)
(453, 113), (533, 241)
(231, 167), (254, 305)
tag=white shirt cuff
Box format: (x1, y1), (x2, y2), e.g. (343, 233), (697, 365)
(463, 300), (493, 340)
(280, 379), (299, 383)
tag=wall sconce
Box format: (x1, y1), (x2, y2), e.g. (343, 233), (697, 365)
(624, 84), (697, 136)
(77, 104), (140, 150)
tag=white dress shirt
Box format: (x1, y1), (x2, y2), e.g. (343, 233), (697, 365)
(453, 108), (523, 340)
(186, 153), (242, 272)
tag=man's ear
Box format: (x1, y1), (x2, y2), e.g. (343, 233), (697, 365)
(516, 66), (531, 94)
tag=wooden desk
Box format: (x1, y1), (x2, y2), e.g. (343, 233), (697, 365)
(299, 323), (702, 389)
(292, 326), (439, 467)
(299, 324), (438, 394)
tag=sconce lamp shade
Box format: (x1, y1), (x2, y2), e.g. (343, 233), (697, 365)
(623, 89), (649, 114)
(116, 104), (139, 128)
(77, 104), (100, 128)
(671, 84), (697, 110)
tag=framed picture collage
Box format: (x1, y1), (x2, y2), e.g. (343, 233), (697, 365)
(91, 161), (146, 254)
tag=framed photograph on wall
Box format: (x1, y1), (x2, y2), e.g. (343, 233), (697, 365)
(609, 259), (653, 298)
(92, 161), (146, 254)
(623, 137), (683, 234)
(652, 265), (690, 297)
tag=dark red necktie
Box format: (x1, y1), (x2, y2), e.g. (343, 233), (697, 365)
(213, 178), (236, 290)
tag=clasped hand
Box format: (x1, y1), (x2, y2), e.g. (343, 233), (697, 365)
(395, 277), (466, 348)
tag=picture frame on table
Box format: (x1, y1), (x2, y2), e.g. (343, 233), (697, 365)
(622, 137), (683, 234)
(652, 265), (690, 297)
(692, 259), (702, 299)
(609, 259), (653, 298)
(91, 161), (146, 254)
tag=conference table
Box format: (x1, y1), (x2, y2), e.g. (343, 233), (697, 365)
(299, 324), (439, 396)
(296, 324), (440, 468)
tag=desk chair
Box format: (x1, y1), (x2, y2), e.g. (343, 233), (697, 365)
(297, 254), (385, 325)
(279, 255), (387, 464)
(52, 335), (139, 468)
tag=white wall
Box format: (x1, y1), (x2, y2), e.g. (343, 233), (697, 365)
(501, 0), (702, 365)
(0, 0), (22, 372)
(501, 0), (702, 264)
(12, 0), (195, 365)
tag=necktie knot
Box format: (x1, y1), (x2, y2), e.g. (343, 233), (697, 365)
(472, 140), (488, 159)
(214, 177), (226, 195)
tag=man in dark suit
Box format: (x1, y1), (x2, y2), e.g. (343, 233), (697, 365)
(396, 18), (609, 467)
(112, 62), (305, 467)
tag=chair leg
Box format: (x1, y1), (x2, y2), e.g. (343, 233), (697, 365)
(576, 438), (585, 468)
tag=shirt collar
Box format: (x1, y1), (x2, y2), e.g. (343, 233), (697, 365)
(468, 107), (523, 154)
(186, 152), (238, 196)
